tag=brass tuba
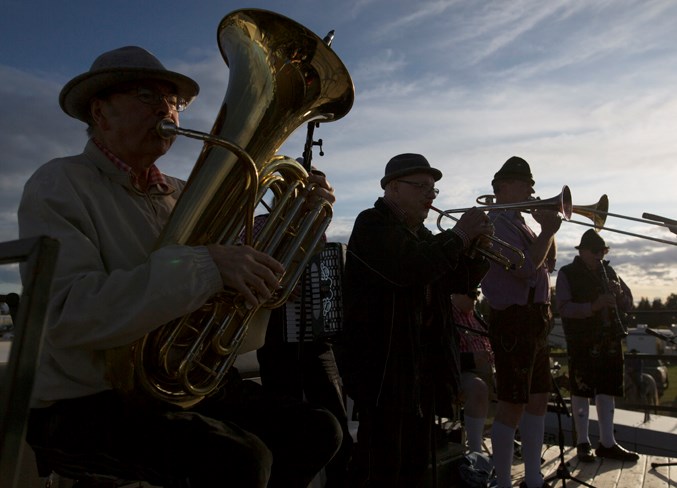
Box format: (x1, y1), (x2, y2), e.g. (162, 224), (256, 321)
(106, 9), (354, 407)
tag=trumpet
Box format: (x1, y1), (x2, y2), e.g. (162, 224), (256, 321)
(429, 205), (525, 270)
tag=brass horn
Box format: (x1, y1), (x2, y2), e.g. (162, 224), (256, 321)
(562, 196), (677, 246)
(572, 194), (608, 231)
(429, 206), (526, 270)
(105, 9), (354, 407)
(468, 185), (573, 220)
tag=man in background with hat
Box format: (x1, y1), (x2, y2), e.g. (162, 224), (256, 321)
(341, 153), (492, 487)
(18, 45), (341, 487)
(556, 229), (638, 463)
(481, 156), (562, 488)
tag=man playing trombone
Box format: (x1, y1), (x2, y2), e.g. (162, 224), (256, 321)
(481, 156), (562, 488)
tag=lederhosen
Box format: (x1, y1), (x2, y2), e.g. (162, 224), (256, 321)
(487, 214), (552, 404)
(560, 258), (624, 397)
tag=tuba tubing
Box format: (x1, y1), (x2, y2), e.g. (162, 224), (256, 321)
(105, 9), (354, 407)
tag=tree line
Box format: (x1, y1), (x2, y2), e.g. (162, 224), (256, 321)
(477, 291), (677, 319)
(636, 293), (677, 310)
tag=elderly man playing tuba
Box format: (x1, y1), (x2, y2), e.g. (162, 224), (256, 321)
(18, 45), (341, 488)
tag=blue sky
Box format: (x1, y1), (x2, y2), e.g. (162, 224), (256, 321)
(2, 0), (677, 302)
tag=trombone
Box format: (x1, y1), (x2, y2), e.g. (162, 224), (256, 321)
(428, 205), (526, 270)
(566, 198), (677, 246)
(475, 185), (573, 220)
(430, 186), (573, 270)
(448, 185), (574, 220)
(471, 187), (677, 247)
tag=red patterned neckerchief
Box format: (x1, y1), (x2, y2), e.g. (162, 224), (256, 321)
(92, 138), (169, 193)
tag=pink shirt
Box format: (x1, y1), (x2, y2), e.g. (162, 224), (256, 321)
(481, 209), (551, 310)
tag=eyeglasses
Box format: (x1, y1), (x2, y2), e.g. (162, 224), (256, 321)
(129, 87), (188, 112)
(397, 180), (439, 196)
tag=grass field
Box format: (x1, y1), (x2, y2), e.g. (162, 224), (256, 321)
(662, 361), (677, 412)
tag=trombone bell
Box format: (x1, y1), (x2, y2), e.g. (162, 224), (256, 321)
(572, 194), (608, 231)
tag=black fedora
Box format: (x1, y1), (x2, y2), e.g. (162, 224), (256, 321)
(491, 156), (535, 186)
(575, 229), (609, 251)
(60, 46), (200, 123)
(380, 153), (442, 189)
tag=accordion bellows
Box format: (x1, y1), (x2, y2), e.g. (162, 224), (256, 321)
(283, 242), (346, 342)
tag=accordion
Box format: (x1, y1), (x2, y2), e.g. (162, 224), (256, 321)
(283, 242), (346, 342)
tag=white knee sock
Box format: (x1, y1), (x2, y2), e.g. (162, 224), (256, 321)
(519, 411), (545, 488)
(464, 415), (486, 453)
(491, 420), (516, 488)
(595, 394), (616, 448)
(571, 395), (590, 445)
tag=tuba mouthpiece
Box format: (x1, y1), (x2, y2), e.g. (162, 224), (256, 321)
(156, 119), (179, 139)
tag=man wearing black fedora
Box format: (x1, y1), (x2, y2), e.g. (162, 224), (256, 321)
(18, 46), (340, 487)
(556, 229), (638, 463)
(341, 153), (492, 487)
(481, 156), (562, 488)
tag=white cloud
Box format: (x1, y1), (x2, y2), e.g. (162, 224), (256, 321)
(1, 0), (676, 302)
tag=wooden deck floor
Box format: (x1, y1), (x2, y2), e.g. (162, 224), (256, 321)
(12, 430), (677, 487)
(502, 441), (677, 487)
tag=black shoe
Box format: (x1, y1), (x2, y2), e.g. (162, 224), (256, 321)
(576, 442), (596, 463)
(595, 443), (640, 462)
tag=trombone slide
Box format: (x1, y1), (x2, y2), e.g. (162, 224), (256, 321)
(642, 213), (677, 226)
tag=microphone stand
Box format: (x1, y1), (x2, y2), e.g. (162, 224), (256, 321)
(543, 373), (595, 487)
(646, 328), (677, 470)
(300, 30), (334, 172)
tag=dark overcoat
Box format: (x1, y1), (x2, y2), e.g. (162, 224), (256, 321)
(341, 198), (489, 416)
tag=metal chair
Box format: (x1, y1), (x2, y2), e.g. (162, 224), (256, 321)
(0, 237), (182, 488)
(0, 236), (60, 488)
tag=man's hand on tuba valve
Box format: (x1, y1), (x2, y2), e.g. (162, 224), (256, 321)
(207, 244), (285, 308)
(308, 169), (336, 205)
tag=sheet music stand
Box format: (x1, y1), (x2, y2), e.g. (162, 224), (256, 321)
(0, 236), (60, 488)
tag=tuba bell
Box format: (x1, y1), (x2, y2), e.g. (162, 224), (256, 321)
(105, 9), (354, 407)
